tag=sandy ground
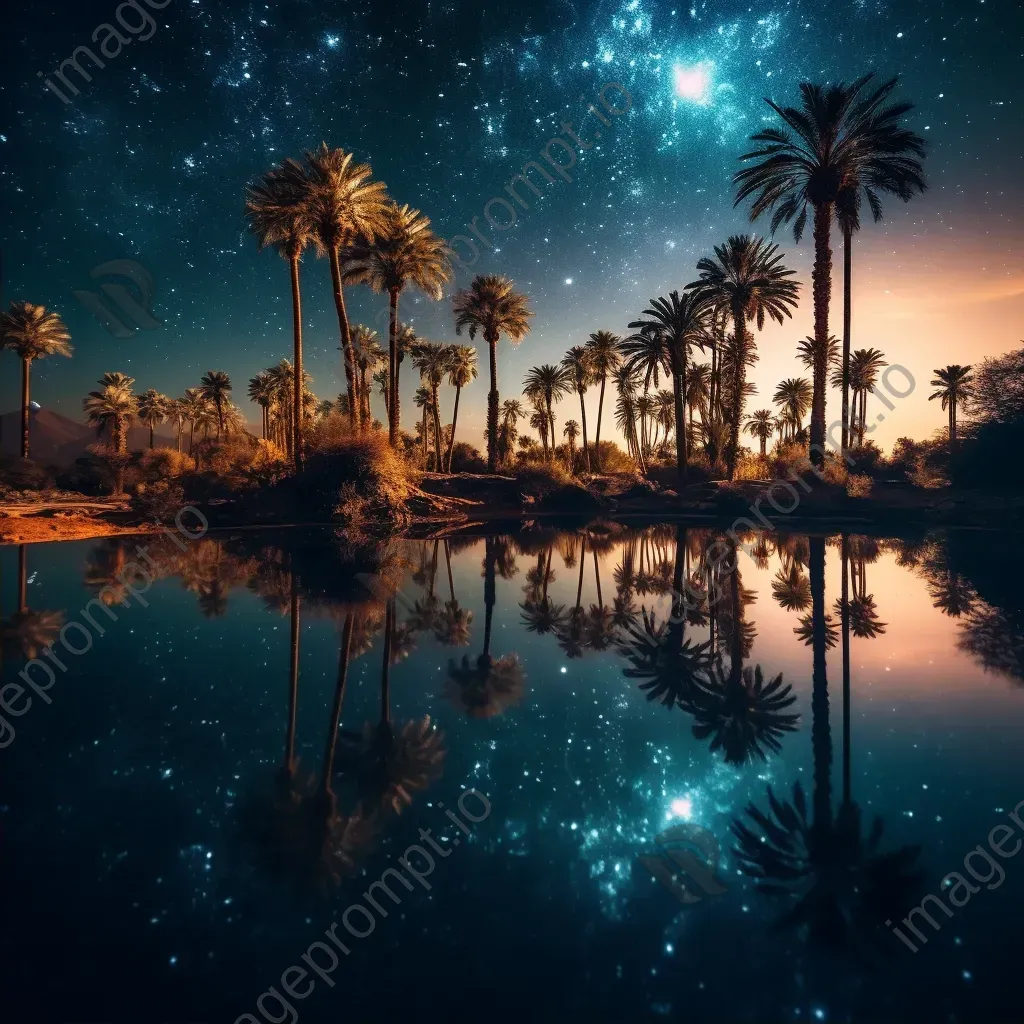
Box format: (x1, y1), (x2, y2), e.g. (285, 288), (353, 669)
(0, 498), (157, 545)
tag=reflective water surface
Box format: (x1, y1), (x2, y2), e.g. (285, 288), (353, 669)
(2, 523), (1023, 1023)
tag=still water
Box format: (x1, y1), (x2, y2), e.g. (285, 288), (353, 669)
(1, 523), (1022, 1023)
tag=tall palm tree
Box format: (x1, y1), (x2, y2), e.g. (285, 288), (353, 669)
(685, 360), (711, 438)
(689, 236), (799, 479)
(247, 371), (274, 441)
(523, 364), (572, 457)
(246, 158), (314, 470)
(453, 275), (533, 472)
(136, 389), (170, 449)
(83, 380), (138, 493)
(929, 364), (974, 454)
(413, 385), (433, 469)
(735, 75), (926, 462)
(585, 330), (622, 471)
(302, 145), (390, 432)
(627, 290), (713, 484)
(561, 345), (593, 472)
(344, 201), (451, 441)
(744, 409), (774, 456)
(199, 371), (232, 438)
(796, 335), (840, 377)
(412, 342), (449, 469)
(773, 377), (812, 439)
(444, 344), (478, 471)
(0, 302), (72, 459)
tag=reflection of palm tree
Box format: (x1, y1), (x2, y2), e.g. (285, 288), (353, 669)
(435, 539), (473, 647)
(688, 662), (799, 764)
(519, 545), (566, 636)
(342, 598), (446, 816)
(847, 595), (887, 639)
(732, 535), (923, 953)
(772, 564), (811, 611)
(1, 545), (64, 662)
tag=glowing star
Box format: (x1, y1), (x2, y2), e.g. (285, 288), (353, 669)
(670, 797), (693, 819)
(673, 64), (712, 104)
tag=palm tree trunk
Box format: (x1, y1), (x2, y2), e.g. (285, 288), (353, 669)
(289, 254), (304, 472)
(328, 245), (358, 431)
(17, 544), (28, 612)
(285, 573), (300, 774)
(149, 425), (155, 449)
(547, 397), (557, 460)
(19, 357), (31, 460)
(323, 613), (355, 781)
(950, 399), (957, 453)
(483, 537), (496, 660)
(380, 599), (394, 727)
(431, 387), (444, 469)
(809, 202), (834, 467)
(444, 539), (456, 601)
(594, 373), (607, 472)
(674, 364), (687, 487)
(726, 304), (747, 480)
(578, 388), (591, 472)
(486, 331), (499, 473)
(760, 436), (766, 457)
(388, 288), (400, 445)
(421, 405), (428, 469)
(445, 385), (462, 472)
(593, 548), (603, 607)
(840, 534), (851, 807)
(575, 536), (586, 609)
(840, 225), (852, 455)
(809, 535), (832, 840)
(176, 422), (183, 453)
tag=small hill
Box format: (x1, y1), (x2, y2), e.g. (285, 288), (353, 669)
(0, 408), (177, 465)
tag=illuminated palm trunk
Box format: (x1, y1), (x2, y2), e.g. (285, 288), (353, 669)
(809, 204), (834, 466)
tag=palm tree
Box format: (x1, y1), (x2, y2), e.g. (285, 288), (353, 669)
(444, 344), (478, 471)
(797, 335), (840, 376)
(689, 236), (799, 479)
(686, 361), (711, 438)
(561, 345), (593, 472)
(303, 145), (391, 432)
(344, 202), (451, 441)
(773, 378), (812, 439)
(613, 364), (644, 470)
(838, 347), (888, 446)
(413, 385), (433, 469)
(136, 389), (170, 448)
(351, 325), (385, 429)
(199, 371), (232, 438)
(627, 290), (713, 484)
(0, 302), (72, 459)
(929, 364), (974, 453)
(562, 419), (580, 469)
(453, 275), (533, 473)
(497, 398), (524, 466)
(585, 330), (622, 471)
(735, 75), (926, 462)
(412, 342), (449, 470)
(246, 158), (314, 470)
(247, 371), (274, 441)
(744, 409), (774, 456)
(523, 364), (572, 457)
(83, 379), (138, 493)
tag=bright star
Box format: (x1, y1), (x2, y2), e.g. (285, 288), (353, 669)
(673, 63), (712, 104)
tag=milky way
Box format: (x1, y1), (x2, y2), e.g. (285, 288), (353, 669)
(0, 0), (1018, 441)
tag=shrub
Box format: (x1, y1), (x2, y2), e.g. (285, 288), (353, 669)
(139, 448), (196, 481)
(735, 453), (772, 481)
(846, 474), (873, 499)
(55, 455), (108, 496)
(591, 440), (636, 475)
(448, 442), (487, 474)
(299, 430), (416, 529)
(0, 457), (54, 491)
(131, 480), (186, 523)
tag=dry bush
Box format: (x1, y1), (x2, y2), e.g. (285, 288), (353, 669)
(845, 474), (873, 499)
(191, 434), (287, 488)
(591, 440), (636, 474)
(735, 452), (772, 481)
(0, 458), (54, 492)
(139, 448), (196, 481)
(301, 430), (417, 530)
(131, 480), (186, 523)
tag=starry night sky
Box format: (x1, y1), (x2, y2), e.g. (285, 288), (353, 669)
(1, 0), (1021, 449)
